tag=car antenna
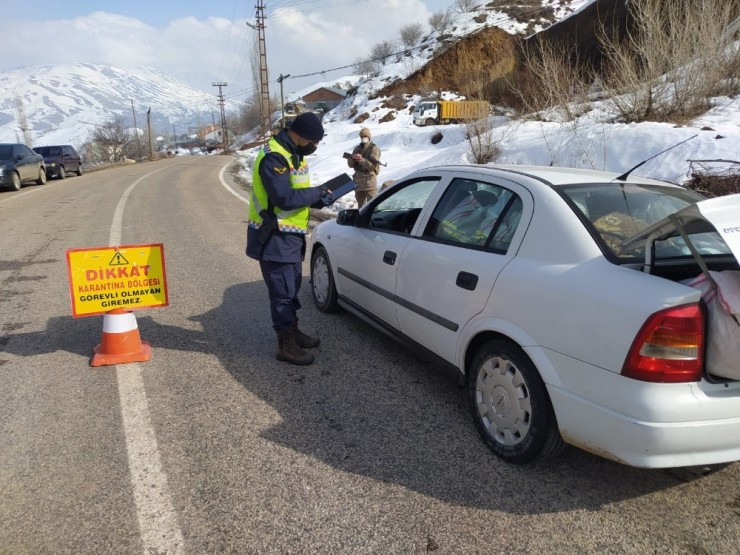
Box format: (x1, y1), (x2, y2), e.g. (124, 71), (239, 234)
(614, 134), (698, 182)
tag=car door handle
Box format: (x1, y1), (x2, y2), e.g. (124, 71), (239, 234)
(383, 250), (397, 265)
(456, 271), (478, 291)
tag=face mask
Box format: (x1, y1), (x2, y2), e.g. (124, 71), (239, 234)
(361, 137), (369, 144)
(297, 142), (317, 156)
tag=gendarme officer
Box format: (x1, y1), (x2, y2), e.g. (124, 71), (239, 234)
(246, 112), (333, 365)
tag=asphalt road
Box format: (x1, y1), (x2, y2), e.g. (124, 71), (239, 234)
(1, 155), (738, 554)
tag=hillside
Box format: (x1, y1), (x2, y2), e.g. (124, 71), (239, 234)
(0, 1), (594, 150)
(377, 0), (593, 100)
(0, 63), (233, 147)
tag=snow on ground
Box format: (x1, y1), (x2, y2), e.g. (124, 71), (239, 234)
(233, 91), (740, 214)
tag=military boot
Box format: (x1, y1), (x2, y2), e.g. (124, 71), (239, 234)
(293, 321), (320, 349)
(276, 329), (315, 365)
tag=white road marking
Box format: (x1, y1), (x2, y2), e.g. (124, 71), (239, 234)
(110, 166), (185, 554)
(218, 160), (249, 204)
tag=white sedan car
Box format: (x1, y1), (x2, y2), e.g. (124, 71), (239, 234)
(309, 165), (740, 468)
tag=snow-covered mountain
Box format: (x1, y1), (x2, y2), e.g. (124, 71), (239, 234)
(0, 0), (595, 148)
(0, 63), (231, 147)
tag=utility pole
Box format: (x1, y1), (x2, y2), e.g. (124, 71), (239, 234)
(14, 91), (32, 147)
(172, 123), (177, 149)
(131, 99), (142, 160)
(277, 73), (290, 128)
(247, 0), (271, 137)
(146, 108), (152, 161)
(212, 82), (229, 151)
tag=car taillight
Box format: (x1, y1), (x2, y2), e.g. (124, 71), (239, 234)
(622, 303), (704, 383)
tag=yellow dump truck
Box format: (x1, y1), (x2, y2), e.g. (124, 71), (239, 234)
(413, 100), (489, 126)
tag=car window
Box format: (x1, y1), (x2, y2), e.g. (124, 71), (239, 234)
(0, 146), (12, 160)
(367, 178), (439, 234)
(18, 145), (33, 157)
(559, 183), (731, 260)
(423, 178), (520, 251)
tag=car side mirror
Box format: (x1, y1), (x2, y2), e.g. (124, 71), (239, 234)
(336, 209), (358, 226)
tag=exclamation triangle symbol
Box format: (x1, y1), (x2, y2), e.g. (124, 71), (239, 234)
(109, 251), (130, 266)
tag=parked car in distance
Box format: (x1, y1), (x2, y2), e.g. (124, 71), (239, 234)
(0, 143), (47, 191)
(309, 164), (740, 469)
(32, 145), (82, 179)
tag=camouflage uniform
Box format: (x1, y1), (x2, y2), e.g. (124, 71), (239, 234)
(347, 133), (381, 208)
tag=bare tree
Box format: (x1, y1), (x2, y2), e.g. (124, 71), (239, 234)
(88, 115), (137, 163)
(233, 93), (263, 137)
(400, 22), (424, 47)
(354, 56), (380, 77)
(371, 40), (398, 65)
(465, 118), (499, 164)
(512, 37), (593, 120)
(598, 0), (740, 123)
(429, 9), (453, 34)
(453, 0), (479, 13)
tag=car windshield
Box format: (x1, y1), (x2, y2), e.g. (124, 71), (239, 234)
(0, 146), (12, 160)
(558, 183), (732, 260)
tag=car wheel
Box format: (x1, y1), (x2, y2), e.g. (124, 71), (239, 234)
(425, 118), (435, 127)
(36, 168), (47, 185)
(468, 339), (564, 464)
(10, 172), (21, 191)
(58, 166), (66, 179)
(311, 246), (339, 313)
(76, 165), (83, 176)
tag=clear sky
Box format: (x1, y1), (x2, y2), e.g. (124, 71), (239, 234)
(0, 0), (454, 100)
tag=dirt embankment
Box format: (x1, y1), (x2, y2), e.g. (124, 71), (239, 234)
(378, 26), (518, 101)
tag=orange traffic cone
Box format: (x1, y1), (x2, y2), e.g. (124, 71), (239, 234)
(90, 308), (152, 367)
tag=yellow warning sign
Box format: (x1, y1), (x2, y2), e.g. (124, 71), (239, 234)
(66, 243), (169, 317)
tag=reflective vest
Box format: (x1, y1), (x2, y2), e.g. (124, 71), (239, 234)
(248, 137), (311, 234)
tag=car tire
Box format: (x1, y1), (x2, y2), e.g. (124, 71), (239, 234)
(10, 172), (21, 191)
(36, 168), (47, 185)
(310, 246), (339, 313)
(76, 165), (83, 176)
(58, 166), (66, 179)
(468, 339), (564, 464)
(425, 118), (435, 127)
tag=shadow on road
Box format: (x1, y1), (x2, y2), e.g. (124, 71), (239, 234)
(4, 281), (725, 514)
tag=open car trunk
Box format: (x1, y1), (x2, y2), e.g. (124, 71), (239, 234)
(622, 194), (740, 381)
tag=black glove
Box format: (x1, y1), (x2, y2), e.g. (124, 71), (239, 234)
(310, 185), (334, 208)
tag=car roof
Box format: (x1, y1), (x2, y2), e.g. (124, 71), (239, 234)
(421, 164), (677, 188)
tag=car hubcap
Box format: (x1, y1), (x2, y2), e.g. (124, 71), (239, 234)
(313, 256), (329, 303)
(475, 356), (531, 446)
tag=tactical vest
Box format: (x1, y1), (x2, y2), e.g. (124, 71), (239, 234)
(248, 137), (311, 234)
(354, 142), (379, 174)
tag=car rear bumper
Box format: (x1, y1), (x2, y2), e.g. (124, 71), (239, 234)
(551, 386), (740, 468)
(45, 164), (61, 177)
(542, 350), (740, 468)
